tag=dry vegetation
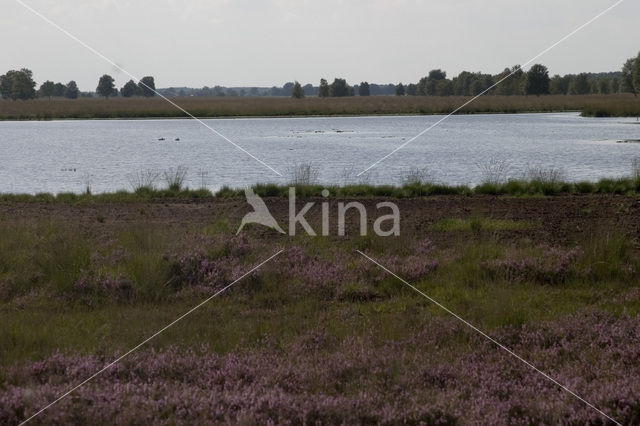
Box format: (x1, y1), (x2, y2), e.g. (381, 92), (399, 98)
(0, 94), (639, 120)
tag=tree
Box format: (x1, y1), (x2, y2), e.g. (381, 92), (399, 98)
(302, 84), (316, 96)
(549, 75), (570, 95)
(138, 76), (156, 97)
(318, 78), (330, 98)
(53, 82), (66, 97)
(435, 79), (453, 96)
(329, 78), (351, 97)
(524, 64), (550, 96)
(462, 71), (494, 96)
(633, 52), (640, 95)
(199, 86), (213, 96)
(213, 86), (226, 96)
(471, 79), (485, 96)
(597, 79), (610, 94)
(569, 73), (590, 95)
(282, 82), (295, 97)
(406, 83), (417, 96)
(37, 80), (68, 99)
(621, 57), (637, 96)
(395, 83), (405, 96)
(0, 75), (10, 99)
(358, 81), (370, 96)
(0, 69), (37, 100)
(39, 80), (55, 99)
(416, 76), (428, 95)
(0, 74), (9, 99)
(495, 65), (524, 95)
(269, 86), (281, 96)
(452, 71), (474, 96)
(425, 69), (447, 95)
(97, 74), (116, 98)
(610, 77), (620, 94)
(291, 81), (304, 98)
(121, 79), (139, 97)
(368, 83), (395, 96)
(65, 81), (79, 99)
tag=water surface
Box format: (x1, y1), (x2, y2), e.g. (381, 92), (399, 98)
(1, 113), (639, 193)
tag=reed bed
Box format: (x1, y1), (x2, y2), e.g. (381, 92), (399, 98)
(0, 94), (638, 120)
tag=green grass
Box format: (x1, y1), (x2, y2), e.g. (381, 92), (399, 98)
(223, 177), (640, 198)
(0, 188), (214, 204)
(2, 175), (640, 204)
(2, 276), (634, 367)
(0, 220), (177, 305)
(0, 221), (92, 297)
(1, 212), (639, 367)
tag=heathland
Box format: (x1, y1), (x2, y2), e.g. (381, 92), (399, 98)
(1, 187), (640, 424)
(0, 94), (639, 120)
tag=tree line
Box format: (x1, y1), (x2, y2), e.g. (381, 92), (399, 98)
(2, 51), (639, 101)
(302, 52), (640, 98)
(0, 71), (157, 100)
(96, 75), (157, 98)
(0, 69), (80, 100)
(165, 52), (640, 99)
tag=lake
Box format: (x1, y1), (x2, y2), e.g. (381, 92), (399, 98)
(1, 113), (639, 194)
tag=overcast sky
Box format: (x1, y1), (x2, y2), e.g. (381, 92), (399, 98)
(4, 0), (640, 91)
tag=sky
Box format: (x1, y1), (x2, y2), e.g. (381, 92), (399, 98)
(3, 0), (640, 92)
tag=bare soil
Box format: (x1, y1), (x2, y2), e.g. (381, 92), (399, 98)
(2, 195), (638, 248)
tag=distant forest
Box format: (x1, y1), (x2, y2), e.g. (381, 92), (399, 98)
(1, 51), (639, 100)
(158, 51), (640, 98)
(160, 70), (626, 98)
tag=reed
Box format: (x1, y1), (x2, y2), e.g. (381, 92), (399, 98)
(0, 94), (638, 120)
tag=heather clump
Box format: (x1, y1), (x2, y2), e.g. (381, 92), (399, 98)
(383, 255), (439, 282)
(163, 234), (261, 292)
(415, 237), (436, 256)
(166, 251), (230, 290)
(361, 238), (439, 282)
(281, 242), (439, 301)
(481, 245), (584, 284)
(2, 313), (640, 425)
(275, 246), (348, 298)
(62, 239), (138, 305)
(71, 272), (134, 305)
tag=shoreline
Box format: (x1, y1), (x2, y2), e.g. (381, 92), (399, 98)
(0, 109), (588, 122)
(2, 177), (640, 202)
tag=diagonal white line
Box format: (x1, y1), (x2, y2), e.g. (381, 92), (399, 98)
(357, 0), (627, 176)
(13, 0), (282, 177)
(356, 250), (622, 426)
(18, 249), (284, 426)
